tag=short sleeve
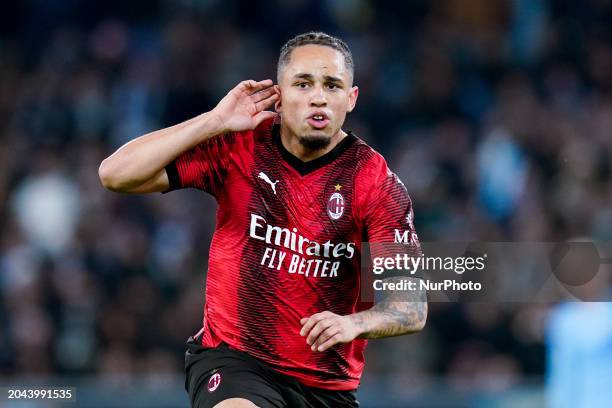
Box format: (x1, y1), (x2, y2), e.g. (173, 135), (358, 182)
(163, 132), (236, 196)
(360, 155), (423, 270)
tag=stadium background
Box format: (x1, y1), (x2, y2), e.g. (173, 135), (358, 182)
(1, 0), (611, 407)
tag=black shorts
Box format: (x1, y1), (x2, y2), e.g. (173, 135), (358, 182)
(184, 335), (359, 408)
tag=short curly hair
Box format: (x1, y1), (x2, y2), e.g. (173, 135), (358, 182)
(277, 32), (354, 83)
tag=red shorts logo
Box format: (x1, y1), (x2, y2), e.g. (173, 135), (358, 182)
(207, 372), (222, 393)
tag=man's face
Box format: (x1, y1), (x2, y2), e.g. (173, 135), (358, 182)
(276, 45), (358, 150)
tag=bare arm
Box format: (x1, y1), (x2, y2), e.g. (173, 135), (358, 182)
(351, 276), (427, 339)
(98, 79), (278, 193)
(98, 112), (224, 193)
(300, 276), (427, 351)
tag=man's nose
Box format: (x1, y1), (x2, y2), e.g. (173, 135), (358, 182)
(310, 86), (327, 106)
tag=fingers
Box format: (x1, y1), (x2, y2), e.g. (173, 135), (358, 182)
(313, 325), (341, 351)
(300, 312), (358, 352)
(254, 93), (278, 112)
(316, 332), (343, 352)
(300, 311), (331, 337)
(252, 111), (277, 127)
(251, 87), (276, 103)
(238, 79), (274, 94)
(301, 311), (344, 351)
(306, 318), (335, 348)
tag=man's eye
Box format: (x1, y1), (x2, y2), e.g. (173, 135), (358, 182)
(296, 83), (308, 88)
(328, 84), (338, 90)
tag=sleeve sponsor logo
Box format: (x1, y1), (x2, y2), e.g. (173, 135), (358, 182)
(394, 229), (419, 245)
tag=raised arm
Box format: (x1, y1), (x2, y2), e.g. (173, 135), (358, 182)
(98, 79), (278, 193)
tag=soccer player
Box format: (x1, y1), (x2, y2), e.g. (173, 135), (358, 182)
(99, 32), (427, 408)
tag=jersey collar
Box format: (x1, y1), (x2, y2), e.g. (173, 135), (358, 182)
(272, 123), (357, 176)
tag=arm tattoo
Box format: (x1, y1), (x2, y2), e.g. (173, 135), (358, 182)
(353, 276), (428, 339)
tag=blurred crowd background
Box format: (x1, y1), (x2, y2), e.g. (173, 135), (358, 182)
(1, 0), (611, 406)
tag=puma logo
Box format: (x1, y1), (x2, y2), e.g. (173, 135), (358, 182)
(257, 172), (279, 195)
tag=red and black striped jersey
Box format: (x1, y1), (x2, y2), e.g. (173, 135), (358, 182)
(164, 117), (421, 390)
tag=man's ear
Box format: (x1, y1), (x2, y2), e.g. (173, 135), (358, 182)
(274, 85), (282, 113)
(347, 86), (359, 112)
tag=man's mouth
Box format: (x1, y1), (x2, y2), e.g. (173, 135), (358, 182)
(307, 113), (330, 129)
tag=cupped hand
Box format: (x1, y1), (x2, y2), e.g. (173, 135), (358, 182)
(212, 79), (279, 133)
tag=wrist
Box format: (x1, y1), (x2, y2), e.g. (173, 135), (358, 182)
(205, 110), (229, 135)
(347, 313), (366, 339)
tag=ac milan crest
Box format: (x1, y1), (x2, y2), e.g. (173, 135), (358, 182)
(327, 192), (345, 220)
(207, 372), (222, 393)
